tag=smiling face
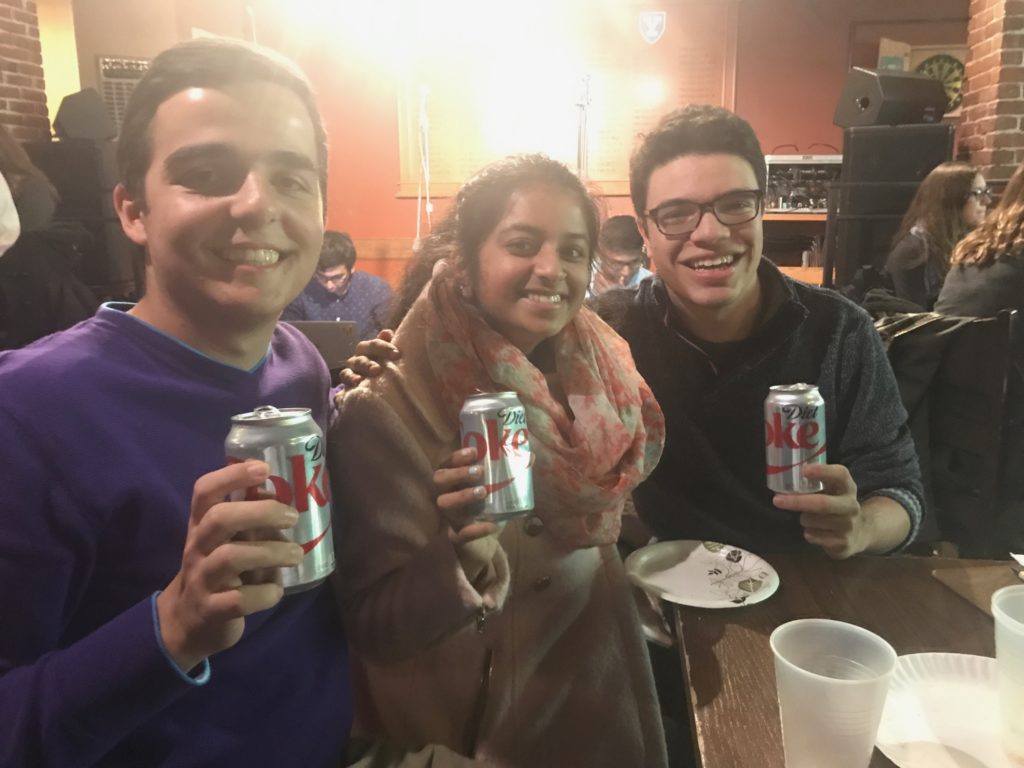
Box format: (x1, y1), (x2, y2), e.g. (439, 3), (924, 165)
(115, 81), (324, 342)
(472, 183), (591, 355)
(640, 153), (764, 341)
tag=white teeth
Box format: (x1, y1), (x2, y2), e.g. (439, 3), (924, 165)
(223, 248), (281, 266)
(526, 293), (562, 303)
(690, 255), (735, 270)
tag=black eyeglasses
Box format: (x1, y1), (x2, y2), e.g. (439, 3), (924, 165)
(317, 271), (350, 286)
(644, 190), (763, 237)
(969, 187), (993, 202)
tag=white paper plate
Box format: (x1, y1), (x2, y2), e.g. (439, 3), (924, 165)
(876, 653), (1018, 767)
(624, 540), (779, 609)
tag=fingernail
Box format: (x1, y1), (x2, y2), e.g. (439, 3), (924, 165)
(473, 486), (486, 498)
(468, 464), (482, 478)
(461, 447), (476, 459)
(283, 509), (299, 524)
(247, 462), (269, 481)
(290, 545), (305, 563)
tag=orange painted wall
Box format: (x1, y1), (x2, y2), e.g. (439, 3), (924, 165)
(256, 0), (969, 288)
(735, 0), (968, 155)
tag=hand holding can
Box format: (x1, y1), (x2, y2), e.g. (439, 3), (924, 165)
(765, 383), (827, 494)
(459, 392), (534, 522)
(433, 446), (499, 544)
(225, 406), (336, 594)
(155, 460), (304, 674)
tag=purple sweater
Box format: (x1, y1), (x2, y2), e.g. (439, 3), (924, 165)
(0, 306), (351, 767)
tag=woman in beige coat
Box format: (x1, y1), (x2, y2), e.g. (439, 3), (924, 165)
(330, 155), (667, 767)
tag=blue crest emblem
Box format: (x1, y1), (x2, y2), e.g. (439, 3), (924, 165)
(639, 12), (666, 44)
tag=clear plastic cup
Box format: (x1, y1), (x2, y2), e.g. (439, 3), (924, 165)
(771, 618), (897, 768)
(993, 585), (1024, 761)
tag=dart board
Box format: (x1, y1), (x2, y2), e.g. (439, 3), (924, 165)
(915, 53), (965, 113)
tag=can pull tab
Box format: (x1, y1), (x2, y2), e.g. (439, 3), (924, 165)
(253, 406), (282, 419)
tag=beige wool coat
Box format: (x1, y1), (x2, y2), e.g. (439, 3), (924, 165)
(329, 309), (668, 768)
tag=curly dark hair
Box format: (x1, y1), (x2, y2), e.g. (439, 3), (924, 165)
(388, 154), (600, 327)
(629, 104), (766, 219)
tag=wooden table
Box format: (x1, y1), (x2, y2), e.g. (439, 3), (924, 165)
(673, 554), (999, 767)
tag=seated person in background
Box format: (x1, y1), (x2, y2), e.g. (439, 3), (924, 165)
(936, 161), (1024, 317)
(885, 161), (989, 310)
(0, 38), (352, 766)
(330, 154), (668, 767)
(0, 123), (59, 232)
(282, 229), (393, 340)
(589, 213), (653, 295)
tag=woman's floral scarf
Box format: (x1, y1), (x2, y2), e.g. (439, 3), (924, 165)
(417, 274), (665, 549)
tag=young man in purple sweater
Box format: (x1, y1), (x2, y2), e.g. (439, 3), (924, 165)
(0, 39), (351, 766)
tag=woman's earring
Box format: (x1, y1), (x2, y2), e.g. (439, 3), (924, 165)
(459, 282), (472, 299)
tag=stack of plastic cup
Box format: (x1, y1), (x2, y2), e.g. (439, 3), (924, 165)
(993, 585), (1024, 762)
(771, 618), (897, 768)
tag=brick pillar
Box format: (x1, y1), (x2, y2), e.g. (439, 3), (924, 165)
(0, 0), (49, 142)
(961, 0), (1024, 185)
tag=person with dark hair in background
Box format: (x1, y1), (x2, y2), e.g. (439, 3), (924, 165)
(885, 161), (989, 310)
(283, 229), (393, 340)
(0, 37), (352, 766)
(0, 125), (95, 348)
(0, 122), (59, 232)
(331, 153), (668, 767)
(590, 213), (653, 295)
(936, 161), (1024, 317)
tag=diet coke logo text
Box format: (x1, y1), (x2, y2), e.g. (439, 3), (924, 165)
(462, 408), (530, 462)
(227, 435), (330, 512)
(765, 405), (822, 450)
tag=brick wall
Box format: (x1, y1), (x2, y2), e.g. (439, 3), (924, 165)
(961, 0), (1024, 183)
(0, 0), (49, 142)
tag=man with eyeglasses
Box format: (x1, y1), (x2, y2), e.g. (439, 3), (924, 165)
(590, 215), (653, 296)
(283, 230), (393, 340)
(593, 104), (923, 560)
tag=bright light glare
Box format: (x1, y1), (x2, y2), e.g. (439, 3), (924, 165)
(272, 0), (618, 167)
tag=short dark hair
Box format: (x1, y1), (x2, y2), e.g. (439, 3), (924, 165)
(116, 37), (328, 208)
(629, 104), (766, 217)
(389, 154), (600, 327)
(599, 215), (644, 253)
(318, 231), (357, 271)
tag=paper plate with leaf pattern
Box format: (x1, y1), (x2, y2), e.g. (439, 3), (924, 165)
(625, 540), (779, 609)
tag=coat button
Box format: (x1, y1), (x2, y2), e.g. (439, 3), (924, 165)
(533, 575), (551, 592)
(524, 516), (544, 537)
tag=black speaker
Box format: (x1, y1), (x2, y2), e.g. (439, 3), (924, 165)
(54, 88), (117, 141)
(825, 123), (954, 287)
(842, 123), (954, 185)
(833, 67), (948, 128)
